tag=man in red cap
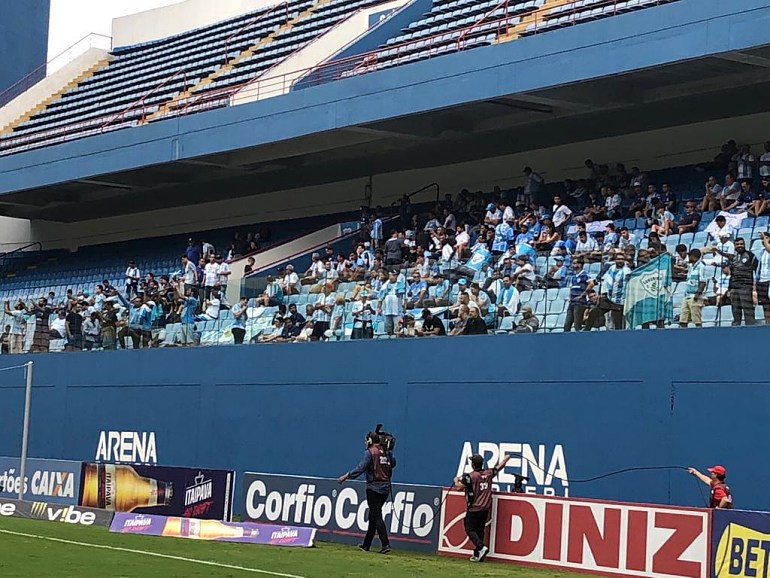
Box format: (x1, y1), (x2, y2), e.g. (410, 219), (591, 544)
(687, 465), (733, 508)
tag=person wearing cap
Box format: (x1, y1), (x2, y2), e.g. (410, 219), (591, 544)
(688, 465), (733, 509)
(416, 308), (446, 336)
(512, 305), (539, 333)
(453, 453), (511, 562)
(706, 229), (734, 268)
(281, 264), (300, 295)
(511, 255), (535, 292)
(484, 203), (502, 226)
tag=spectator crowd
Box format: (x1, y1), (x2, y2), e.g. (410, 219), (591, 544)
(2, 140), (770, 354)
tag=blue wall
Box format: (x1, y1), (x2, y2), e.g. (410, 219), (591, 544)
(0, 327), (767, 513)
(2, 0), (769, 194)
(0, 0), (50, 105)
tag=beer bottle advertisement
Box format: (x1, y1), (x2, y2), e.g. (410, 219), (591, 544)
(79, 463), (235, 521)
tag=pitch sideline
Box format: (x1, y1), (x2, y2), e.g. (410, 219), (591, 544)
(0, 528), (307, 578)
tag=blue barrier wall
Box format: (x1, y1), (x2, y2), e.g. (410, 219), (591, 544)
(2, 0), (769, 193)
(0, 327), (767, 514)
(0, 0), (50, 105)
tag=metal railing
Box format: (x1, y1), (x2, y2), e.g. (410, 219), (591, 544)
(0, 34), (112, 107)
(101, 68), (188, 131)
(223, 1), (290, 65)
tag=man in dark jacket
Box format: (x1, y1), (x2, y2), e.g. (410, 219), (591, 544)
(337, 431), (396, 554)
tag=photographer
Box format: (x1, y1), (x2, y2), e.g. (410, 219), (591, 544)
(337, 430), (396, 554)
(453, 453), (510, 562)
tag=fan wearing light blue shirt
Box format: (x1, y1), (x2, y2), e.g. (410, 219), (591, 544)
(680, 249), (709, 328)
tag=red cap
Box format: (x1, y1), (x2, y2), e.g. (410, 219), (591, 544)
(708, 465), (726, 476)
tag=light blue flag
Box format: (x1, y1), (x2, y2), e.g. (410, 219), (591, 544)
(466, 246), (491, 272)
(623, 254), (674, 329)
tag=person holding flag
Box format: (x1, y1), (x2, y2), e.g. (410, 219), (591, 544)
(623, 252), (674, 329)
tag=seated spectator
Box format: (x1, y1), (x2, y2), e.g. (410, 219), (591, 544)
(700, 176), (723, 212)
(574, 230), (597, 258)
(650, 202), (675, 237)
(416, 309), (446, 337)
(257, 276), (284, 307)
(511, 255), (536, 291)
(604, 186), (623, 219)
(397, 314), (417, 337)
(749, 177), (770, 216)
(199, 289), (221, 321)
(280, 264), (300, 295)
(512, 305), (539, 333)
(258, 316), (285, 343)
(468, 282), (491, 318)
(677, 201), (700, 235)
(302, 253), (325, 285)
(491, 275), (520, 319)
(405, 271), (427, 309)
(534, 222), (559, 252)
(672, 244), (689, 281)
(310, 260), (339, 294)
(718, 173), (741, 211)
(276, 317), (301, 342)
(464, 307), (488, 335)
(449, 305), (470, 335)
(544, 255), (569, 289)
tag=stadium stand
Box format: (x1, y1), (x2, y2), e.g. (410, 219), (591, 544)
(3, 141), (769, 354)
(0, 0), (680, 155)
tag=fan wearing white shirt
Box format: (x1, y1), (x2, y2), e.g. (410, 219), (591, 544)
(216, 255), (231, 294)
(281, 264), (301, 295)
(760, 142), (770, 180)
(125, 261), (140, 299)
(551, 195), (573, 232)
(203, 255), (221, 300)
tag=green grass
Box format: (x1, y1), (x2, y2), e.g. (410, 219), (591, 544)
(0, 516), (603, 578)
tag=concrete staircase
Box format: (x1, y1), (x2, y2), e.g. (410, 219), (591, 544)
(147, 0), (330, 121)
(1, 53), (111, 136)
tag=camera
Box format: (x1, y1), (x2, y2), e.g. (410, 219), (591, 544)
(374, 423), (396, 452)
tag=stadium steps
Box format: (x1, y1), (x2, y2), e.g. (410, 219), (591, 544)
(496, 0), (577, 41)
(0, 57), (111, 136)
(148, 0), (331, 120)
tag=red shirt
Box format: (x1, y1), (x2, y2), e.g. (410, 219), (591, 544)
(710, 480), (732, 509)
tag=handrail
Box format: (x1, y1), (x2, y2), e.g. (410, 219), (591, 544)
(457, 0), (510, 50)
(224, 2), (290, 65)
(392, 182), (440, 205)
(100, 68), (188, 130)
(0, 33), (112, 106)
(0, 242), (43, 260)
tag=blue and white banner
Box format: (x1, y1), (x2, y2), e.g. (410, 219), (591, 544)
(0, 457), (82, 505)
(466, 246), (492, 272)
(624, 254), (673, 328)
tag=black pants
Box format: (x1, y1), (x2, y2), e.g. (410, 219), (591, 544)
(364, 490), (389, 549)
(232, 327), (245, 344)
(464, 509), (489, 555)
(731, 285), (755, 326)
(564, 303), (586, 332)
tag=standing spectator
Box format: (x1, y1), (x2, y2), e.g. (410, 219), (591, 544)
(736, 144), (756, 181)
(679, 249), (708, 328)
(551, 195), (573, 235)
(755, 232), (770, 322)
(49, 309), (69, 346)
(83, 312), (102, 350)
(351, 291), (374, 340)
(244, 256), (256, 275)
(30, 297), (51, 353)
(217, 255), (231, 303)
(1, 325), (9, 355)
(582, 289), (605, 331)
(202, 239), (215, 258)
(760, 141), (770, 182)
(196, 257), (206, 300)
(729, 238), (758, 326)
(523, 166), (545, 207)
(463, 308), (488, 335)
(3, 299), (27, 354)
(231, 296), (249, 345)
(203, 254), (220, 300)
(384, 230), (404, 266)
(181, 255), (197, 293)
(186, 238), (202, 264)
(328, 294), (346, 340)
(101, 301), (118, 350)
(563, 260), (593, 332)
(370, 211), (383, 249)
(378, 271), (405, 336)
(601, 254), (632, 330)
(65, 304), (84, 352)
(118, 295), (153, 348)
(125, 260), (140, 299)
(311, 283), (335, 340)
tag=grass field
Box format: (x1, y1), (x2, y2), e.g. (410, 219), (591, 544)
(0, 516), (605, 578)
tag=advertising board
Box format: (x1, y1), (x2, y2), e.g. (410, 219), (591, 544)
(712, 509), (770, 578)
(0, 457), (81, 505)
(0, 497), (113, 527)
